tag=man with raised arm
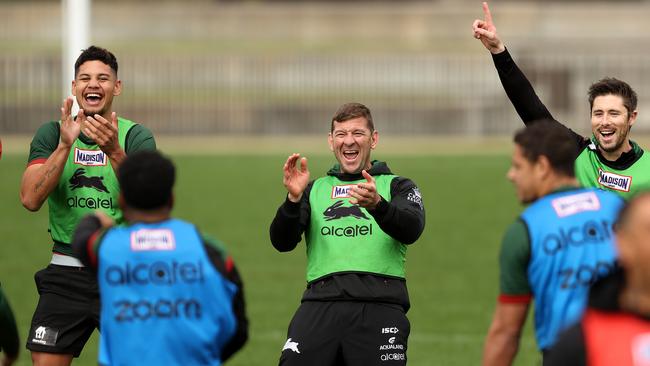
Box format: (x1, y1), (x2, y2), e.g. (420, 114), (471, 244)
(473, 2), (650, 199)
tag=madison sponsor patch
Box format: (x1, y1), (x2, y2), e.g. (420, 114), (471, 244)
(131, 229), (176, 251)
(331, 184), (355, 199)
(598, 169), (632, 192)
(551, 191), (601, 218)
(74, 148), (107, 166)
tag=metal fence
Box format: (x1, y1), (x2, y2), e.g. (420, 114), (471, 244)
(4, 52), (650, 136)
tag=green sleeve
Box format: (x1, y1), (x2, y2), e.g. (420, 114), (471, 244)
(27, 121), (60, 163)
(201, 232), (229, 256)
(0, 286), (19, 358)
(124, 124), (156, 154)
(499, 219), (532, 295)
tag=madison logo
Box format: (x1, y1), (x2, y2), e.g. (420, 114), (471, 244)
(69, 168), (109, 193)
(323, 200), (369, 221)
(131, 229), (176, 251)
(74, 148), (107, 166)
(597, 169), (632, 192)
(551, 191), (601, 218)
(331, 185), (354, 199)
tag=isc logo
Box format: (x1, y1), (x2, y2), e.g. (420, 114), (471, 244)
(382, 327), (399, 334)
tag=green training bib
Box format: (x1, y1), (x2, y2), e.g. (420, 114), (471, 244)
(48, 117), (135, 255)
(305, 174), (406, 282)
(575, 140), (650, 200)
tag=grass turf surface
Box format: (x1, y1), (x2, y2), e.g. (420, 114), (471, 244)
(0, 152), (540, 365)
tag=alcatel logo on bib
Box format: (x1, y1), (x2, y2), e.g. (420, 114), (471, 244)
(598, 169), (631, 192)
(74, 148), (107, 166)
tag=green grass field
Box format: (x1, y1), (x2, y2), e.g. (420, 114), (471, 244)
(0, 151), (541, 365)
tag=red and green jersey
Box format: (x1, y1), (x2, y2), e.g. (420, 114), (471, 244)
(28, 118), (156, 255)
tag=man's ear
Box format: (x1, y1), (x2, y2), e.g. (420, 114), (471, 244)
(628, 109), (638, 128)
(328, 133), (334, 152)
(370, 130), (378, 150)
(113, 79), (122, 96)
(535, 155), (553, 179)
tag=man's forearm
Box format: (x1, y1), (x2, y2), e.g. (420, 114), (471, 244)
(269, 199), (305, 252)
(221, 281), (248, 361)
(482, 330), (520, 366)
(20, 144), (71, 211)
(368, 198), (424, 244)
(482, 302), (528, 366)
(71, 215), (103, 267)
(368, 178), (425, 244)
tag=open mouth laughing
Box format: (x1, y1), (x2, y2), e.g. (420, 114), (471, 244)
(342, 149), (359, 161)
(599, 129), (616, 144)
(83, 91), (104, 108)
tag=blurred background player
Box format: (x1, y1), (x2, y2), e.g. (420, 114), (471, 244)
(269, 102), (425, 365)
(19, 46), (156, 365)
(482, 122), (624, 365)
(547, 192), (650, 365)
(0, 285), (19, 366)
(473, 2), (650, 199)
(72, 150), (248, 365)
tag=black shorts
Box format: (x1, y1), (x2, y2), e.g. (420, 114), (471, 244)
(279, 301), (410, 366)
(26, 264), (100, 357)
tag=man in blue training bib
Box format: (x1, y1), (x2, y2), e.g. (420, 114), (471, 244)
(72, 150), (248, 365)
(483, 122), (624, 365)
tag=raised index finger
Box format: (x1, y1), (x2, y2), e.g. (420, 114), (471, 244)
(483, 2), (493, 25)
(361, 169), (375, 183)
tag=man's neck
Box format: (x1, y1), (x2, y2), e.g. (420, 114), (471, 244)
(539, 176), (579, 197)
(598, 141), (633, 162)
(124, 209), (171, 224)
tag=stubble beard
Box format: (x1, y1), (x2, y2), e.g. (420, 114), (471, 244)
(599, 124), (631, 155)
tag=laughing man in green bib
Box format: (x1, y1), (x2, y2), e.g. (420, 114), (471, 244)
(270, 102), (425, 366)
